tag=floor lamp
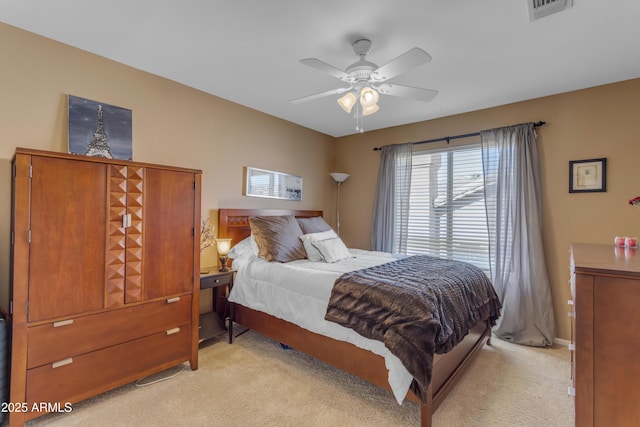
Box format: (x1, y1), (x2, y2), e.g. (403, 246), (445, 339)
(330, 172), (350, 235)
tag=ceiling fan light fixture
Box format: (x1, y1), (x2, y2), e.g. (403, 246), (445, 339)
(360, 86), (379, 107)
(295, 39), (436, 130)
(362, 103), (379, 116)
(337, 92), (357, 113)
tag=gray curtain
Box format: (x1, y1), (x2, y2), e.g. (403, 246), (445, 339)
(480, 123), (555, 346)
(371, 143), (412, 253)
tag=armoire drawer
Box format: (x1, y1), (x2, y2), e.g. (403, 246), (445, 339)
(27, 295), (192, 369)
(25, 324), (191, 408)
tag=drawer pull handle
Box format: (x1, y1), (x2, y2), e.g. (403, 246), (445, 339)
(52, 358), (73, 369)
(166, 297), (180, 304)
(53, 319), (74, 328)
(567, 299), (574, 305)
(166, 327), (180, 335)
(568, 343), (576, 351)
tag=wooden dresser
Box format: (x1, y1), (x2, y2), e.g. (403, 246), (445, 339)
(570, 243), (640, 426)
(9, 148), (201, 426)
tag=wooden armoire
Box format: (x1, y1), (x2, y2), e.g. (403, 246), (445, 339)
(9, 148), (201, 426)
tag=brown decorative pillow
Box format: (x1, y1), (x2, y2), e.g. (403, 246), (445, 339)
(249, 215), (307, 262)
(297, 216), (332, 234)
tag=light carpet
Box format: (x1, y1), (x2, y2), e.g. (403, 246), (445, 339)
(26, 330), (574, 427)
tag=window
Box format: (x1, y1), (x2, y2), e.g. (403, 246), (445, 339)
(407, 144), (490, 271)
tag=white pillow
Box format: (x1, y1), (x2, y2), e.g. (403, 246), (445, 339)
(228, 235), (259, 259)
(249, 234), (259, 256)
(311, 237), (351, 263)
(300, 230), (337, 261)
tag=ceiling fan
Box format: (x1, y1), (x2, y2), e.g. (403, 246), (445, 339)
(290, 38), (438, 118)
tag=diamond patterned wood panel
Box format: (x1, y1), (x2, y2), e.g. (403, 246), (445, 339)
(106, 165), (127, 307)
(125, 166), (144, 303)
(106, 165), (145, 306)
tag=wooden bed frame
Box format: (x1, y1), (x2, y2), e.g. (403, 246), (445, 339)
(218, 208), (492, 427)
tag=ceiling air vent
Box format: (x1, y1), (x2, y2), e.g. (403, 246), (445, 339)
(528, 0), (573, 21)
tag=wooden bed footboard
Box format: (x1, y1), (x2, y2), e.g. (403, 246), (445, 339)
(231, 303), (491, 427)
(218, 208), (492, 427)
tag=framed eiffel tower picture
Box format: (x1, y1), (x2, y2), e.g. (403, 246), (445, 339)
(68, 95), (133, 160)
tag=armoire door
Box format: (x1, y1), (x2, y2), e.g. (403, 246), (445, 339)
(27, 156), (107, 322)
(142, 167), (196, 299)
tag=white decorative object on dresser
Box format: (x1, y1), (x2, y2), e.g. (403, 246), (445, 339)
(9, 148), (201, 426)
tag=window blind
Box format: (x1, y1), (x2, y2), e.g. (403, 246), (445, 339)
(407, 144), (490, 272)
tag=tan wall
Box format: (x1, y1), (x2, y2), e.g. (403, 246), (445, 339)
(0, 23), (336, 311)
(335, 78), (640, 341)
(3, 21), (639, 343)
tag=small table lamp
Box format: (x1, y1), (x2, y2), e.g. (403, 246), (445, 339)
(215, 238), (233, 272)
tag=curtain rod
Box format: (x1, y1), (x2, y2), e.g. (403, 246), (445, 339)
(372, 121), (546, 151)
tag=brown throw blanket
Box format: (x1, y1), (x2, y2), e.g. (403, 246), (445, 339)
(324, 255), (501, 403)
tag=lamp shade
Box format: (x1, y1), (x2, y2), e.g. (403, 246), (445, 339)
(362, 103), (379, 116)
(330, 172), (350, 183)
(337, 92), (357, 113)
(215, 238), (232, 256)
(359, 87), (379, 107)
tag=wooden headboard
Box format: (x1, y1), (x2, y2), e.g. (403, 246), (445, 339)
(218, 208), (324, 244)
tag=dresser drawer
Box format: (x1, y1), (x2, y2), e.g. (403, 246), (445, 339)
(25, 324), (191, 409)
(27, 295), (191, 369)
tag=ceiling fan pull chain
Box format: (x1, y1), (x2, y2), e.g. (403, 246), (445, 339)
(355, 101), (362, 132)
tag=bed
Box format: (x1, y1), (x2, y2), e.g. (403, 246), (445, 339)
(218, 208), (499, 427)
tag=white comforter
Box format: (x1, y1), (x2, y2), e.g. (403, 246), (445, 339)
(228, 248), (413, 404)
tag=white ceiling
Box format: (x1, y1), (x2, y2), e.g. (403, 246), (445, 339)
(2, 1), (639, 137)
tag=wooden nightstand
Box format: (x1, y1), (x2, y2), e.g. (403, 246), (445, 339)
(199, 267), (235, 344)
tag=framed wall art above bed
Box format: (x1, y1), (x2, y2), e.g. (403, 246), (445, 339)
(243, 167), (302, 201)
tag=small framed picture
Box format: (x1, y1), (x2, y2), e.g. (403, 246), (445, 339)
(569, 158), (606, 193)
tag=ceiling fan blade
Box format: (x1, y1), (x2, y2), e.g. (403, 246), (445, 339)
(300, 58), (354, 83)
(290, 87), (352, 104)
(371, 48), (432, 82)
(375, 83), (438, 102)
